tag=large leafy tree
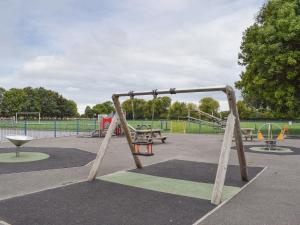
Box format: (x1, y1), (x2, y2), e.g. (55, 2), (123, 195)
(0, 87), (79, 118)
(237, 100), (256, 119)
(121, 99), (147, 119)
(199, 97), (220, 116)
(0, 87), (6, 114)
(144, 96), (171, 119)
(92, 101), (115, 115)
(1, 88), (27, 116)
(84, 106), (94, 118)
(186, 103), (199, 118)
(169, 101), (188, 120)
(236, 0), (300, 118)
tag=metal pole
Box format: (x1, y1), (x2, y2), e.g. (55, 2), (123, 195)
(113, 86), (227, 97)
(16, 146), (20, 158)
(76, 119), (79, 135)
(24, 120), (27, 136)
(54, 120), (57, 138)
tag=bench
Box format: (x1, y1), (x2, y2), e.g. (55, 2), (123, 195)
(241, 128), (255, 141)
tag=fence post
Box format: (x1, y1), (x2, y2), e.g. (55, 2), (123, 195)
(76, 119), (80, 135)
(24, 120), (27, 136)
(54, 120), (57, 138)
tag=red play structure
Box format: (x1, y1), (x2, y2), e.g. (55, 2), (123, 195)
(101, 117), (121, 136)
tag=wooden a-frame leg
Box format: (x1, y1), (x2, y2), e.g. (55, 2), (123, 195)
(112, 95), (143, 169)
(226, 86), (248, 181)
(211, 113), (235, 205)
(87, 114), (118, 181)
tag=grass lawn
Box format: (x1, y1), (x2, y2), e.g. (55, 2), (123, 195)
(0, 119), (299, 135)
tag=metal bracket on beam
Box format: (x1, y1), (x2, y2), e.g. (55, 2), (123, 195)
(169, 88), (176, 94)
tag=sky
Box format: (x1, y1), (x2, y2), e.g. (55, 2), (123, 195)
(0, 0), (265, 114)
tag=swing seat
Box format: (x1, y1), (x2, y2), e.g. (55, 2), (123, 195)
(132, 139), (154, 156)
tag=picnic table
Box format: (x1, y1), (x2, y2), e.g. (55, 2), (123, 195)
(131, 125), (167, 143)
(241, 128), (255, 141)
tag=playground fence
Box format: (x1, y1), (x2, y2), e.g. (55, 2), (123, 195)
(0, 119), (299, 142)
(0, 119), (98, 143)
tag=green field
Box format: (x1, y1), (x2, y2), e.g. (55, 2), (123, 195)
(0, 119), (299, 136)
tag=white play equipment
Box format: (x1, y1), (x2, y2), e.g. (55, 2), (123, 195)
(6, 135), (34, 157)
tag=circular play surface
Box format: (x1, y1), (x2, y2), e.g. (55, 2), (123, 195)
(249, 146), (293, 154)
(0, 152), (50, 163)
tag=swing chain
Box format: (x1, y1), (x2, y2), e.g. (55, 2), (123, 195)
(152, 89), (158, 99)
(129, 91), (134, 99)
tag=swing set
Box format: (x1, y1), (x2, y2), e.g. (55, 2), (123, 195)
(129, 90), (167, 146)
(88, 85), (248, 205)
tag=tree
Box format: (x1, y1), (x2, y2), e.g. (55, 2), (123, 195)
(236, 100), (255, 119)
(169, 101), (188, 119)
(121, 98), (147, 119)
(1, 88), (27, 116)
(63, 100), (79, 118)
(236, 0), (300, 118)
(0, 87), (6, 115)
(199, 97), (220, 116)
(92, 101), (115, 115)
(23, 87), (41, 113)
(84, 106), (94, 118)
(0, 87), (79, 118)
(187, 103), (199, 118)
(144, 96), (171, 119)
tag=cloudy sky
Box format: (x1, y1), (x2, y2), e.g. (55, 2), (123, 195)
(0, 0), (265, 113)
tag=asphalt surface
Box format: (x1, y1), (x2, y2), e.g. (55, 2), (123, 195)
(0, 147), (95, 174)
(0, 159), (263, 225)
(0, 180), (214, 225)
(0, 134), (299, 225)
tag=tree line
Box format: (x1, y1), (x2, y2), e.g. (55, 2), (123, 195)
(0, 87), (79, 118)
(84, 97), (222, 120)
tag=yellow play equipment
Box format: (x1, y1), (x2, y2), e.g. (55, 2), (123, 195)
(257, 131), (264, 141)
(257, 123), (286, 150)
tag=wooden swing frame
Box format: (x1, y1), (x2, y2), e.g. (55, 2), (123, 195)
(88, 85), (248, 205)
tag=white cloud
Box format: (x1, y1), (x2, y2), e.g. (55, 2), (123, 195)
(0, 0), (264, 113)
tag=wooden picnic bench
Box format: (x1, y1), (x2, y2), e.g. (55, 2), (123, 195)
(134, 129), (167, 143)
(241, 128), (255, 141)
(128, 124), (167, 143)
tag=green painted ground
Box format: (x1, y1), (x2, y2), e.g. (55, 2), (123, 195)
(99, 171), (240, 201)
(0, 152), (50, 163)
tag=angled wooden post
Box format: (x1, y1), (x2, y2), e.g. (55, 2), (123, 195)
(112, 95), (143, 169)
(226, 86), (248, 181)
(88, 114), (118, 181)
(211, 113), (235, 205)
